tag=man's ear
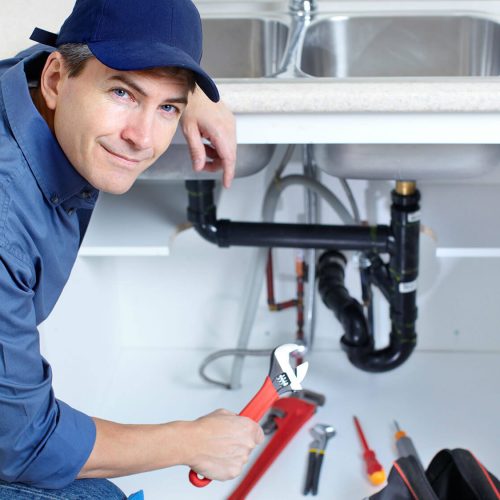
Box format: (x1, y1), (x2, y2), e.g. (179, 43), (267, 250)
(40, 52), (67, 111)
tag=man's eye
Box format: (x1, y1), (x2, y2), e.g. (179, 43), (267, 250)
(113, 88), (129, 99)
(161, 104), (178, 114)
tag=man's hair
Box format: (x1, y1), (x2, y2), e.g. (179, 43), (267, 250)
(57, 43), (196, 92)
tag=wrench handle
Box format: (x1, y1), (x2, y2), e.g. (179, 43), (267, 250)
(189, 470), (211, 487)
(239, 375), (280, 422)
(189, 376), (279, 488)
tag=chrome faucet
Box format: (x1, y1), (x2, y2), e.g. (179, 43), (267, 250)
(274, 0), (318, 77)
(289, 0), (317, 15)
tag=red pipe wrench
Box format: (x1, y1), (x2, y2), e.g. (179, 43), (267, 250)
(228, 395), (318, 499)
(189, 343), (309, 487)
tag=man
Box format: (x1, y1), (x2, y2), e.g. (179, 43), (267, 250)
(0, 0), (263, 497)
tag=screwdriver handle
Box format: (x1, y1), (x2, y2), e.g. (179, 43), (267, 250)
(394, 423), (425, 472)
(363, 449), (386, 486)
(395, 436), (426, 475)
(363, 449), (386, 485)
(395, 436), (421, 462)
(363, 449), (383, 475)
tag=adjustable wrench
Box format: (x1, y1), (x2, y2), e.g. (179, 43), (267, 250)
(189, 343), (309, 487)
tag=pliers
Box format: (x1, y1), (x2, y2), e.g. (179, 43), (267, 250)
(304, 424), (336, 496)
(189, 343), (309, 487)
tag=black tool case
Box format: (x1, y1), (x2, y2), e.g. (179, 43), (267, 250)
(370, 448), (500, 500)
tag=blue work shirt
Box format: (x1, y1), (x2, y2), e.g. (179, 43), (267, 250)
(0, 47), (99, 488)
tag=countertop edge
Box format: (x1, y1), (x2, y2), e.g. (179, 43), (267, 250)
(217, 80), (500, 113)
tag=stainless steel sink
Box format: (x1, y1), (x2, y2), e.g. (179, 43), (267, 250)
(301, 14), (500, 180)
(140, 143), (279, 180)
(300, 14), (500, 77)
(145, 12), (500, 182)
(312, 144), (500, 181)
(202, 17), (289, 78)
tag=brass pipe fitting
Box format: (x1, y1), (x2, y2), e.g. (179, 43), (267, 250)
(395, 181), (417, 196)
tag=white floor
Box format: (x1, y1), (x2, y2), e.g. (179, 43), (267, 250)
(60, 348), (500, 500)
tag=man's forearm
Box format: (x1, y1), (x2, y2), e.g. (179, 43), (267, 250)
(78, 417), (190, 478)
(77, 410), (264, 482)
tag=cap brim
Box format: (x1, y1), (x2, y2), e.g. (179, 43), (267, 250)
(88, 40), (219, 102)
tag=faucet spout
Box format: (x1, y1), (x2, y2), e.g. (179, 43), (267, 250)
(274, 0), (317, 77)
(289, 0), (317, 14)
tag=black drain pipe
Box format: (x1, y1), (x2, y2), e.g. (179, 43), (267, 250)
(186, 180), (392, 252)
(317, 183), (420, 372)
(186, 179), (420, 372)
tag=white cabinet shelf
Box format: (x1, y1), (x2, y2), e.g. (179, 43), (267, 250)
(420, 183), (500, 257)
(79, 181), (190, 258)
(79, 180), (500, 258)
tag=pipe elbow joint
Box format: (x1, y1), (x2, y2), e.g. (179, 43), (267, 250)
(190, 221), (220, 245)
(344, 333), (416, 373)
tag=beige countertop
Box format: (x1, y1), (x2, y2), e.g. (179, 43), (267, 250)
(217, 79), (500, 113)
(198, 1), (500, 115)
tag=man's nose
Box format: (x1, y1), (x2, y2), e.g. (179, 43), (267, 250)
(121, 109), (155, 150)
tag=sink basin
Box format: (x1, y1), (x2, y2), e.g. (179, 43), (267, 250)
(143, 17), (289, 180)
(140, 143), (279, 181)
(301, 14), (500, 179)
(312, 144), (500, 181)
(202, 17), (289, 78)
(300, 14), (500, 77)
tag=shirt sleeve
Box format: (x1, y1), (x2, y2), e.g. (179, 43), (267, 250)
(0, 250), (96, 488)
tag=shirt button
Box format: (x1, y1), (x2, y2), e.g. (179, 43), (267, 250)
(66, 208), (75, 216)
(50, 194), (60, 204)
(81, 190), (92, 199)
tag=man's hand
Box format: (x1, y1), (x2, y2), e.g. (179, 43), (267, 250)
(181, 87), (236, 189)
(185, 409), (264, 481)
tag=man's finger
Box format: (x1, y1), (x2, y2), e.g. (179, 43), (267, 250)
(183, 124), (207, 172)
(208, 136), (235, 188)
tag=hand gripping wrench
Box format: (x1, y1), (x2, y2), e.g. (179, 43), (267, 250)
(189, 343), (309, 487)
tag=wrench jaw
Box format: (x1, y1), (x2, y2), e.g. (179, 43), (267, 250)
(269, 343), (309, 395)
(261, 408), (286, 435)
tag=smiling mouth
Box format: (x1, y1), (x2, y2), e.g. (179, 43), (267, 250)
(101, 145), (144, 166)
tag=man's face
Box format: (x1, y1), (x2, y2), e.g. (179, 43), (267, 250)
(50, 57), (189, 194)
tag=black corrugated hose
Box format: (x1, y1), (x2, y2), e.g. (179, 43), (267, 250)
(317, 188), (420, 372)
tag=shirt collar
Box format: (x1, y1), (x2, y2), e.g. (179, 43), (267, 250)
(0, 50), (98, 208)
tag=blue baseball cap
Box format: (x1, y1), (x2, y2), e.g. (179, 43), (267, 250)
(29, 0), (219, 102)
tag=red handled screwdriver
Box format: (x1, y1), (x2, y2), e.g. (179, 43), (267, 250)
(353, 416), (386, 486)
